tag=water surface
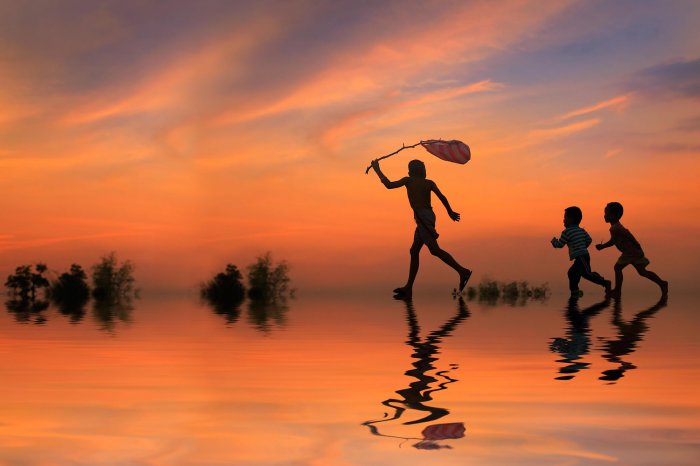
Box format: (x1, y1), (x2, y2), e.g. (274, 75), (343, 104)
(1, 292), (699, 465)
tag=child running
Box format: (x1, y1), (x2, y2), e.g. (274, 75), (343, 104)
(551, 206), (611, 297)
(370, 158), (471, 298)
(596, 202), (668, 297)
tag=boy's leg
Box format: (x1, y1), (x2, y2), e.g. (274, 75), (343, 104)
(568, 259), (583, 294)
(613, 263), (627, 295)
(633, 264), (668, 294)
(579, 254), (611, 292)
(395, 237), (423, 296)
(425, 239), (471, 291)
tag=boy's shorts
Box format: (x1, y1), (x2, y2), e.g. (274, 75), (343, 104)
(414, 208), (439, 243)
(616, 255), (650, 267)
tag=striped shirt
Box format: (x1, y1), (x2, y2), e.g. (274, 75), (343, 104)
(553, 226), (592, 260)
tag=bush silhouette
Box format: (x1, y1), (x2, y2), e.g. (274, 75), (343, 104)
(50, 264), (90, 303)
(246, 253), (291, 302)
(201, 264), (246, 305)
(91, 252), (135, 302)
(5, 264), (49, 301)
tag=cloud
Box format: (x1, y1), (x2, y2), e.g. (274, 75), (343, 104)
(527, 118), (601, 143)
(557, 94), (631, 121)
(318, 80), (501, 147)
(632, 57), (700, 99)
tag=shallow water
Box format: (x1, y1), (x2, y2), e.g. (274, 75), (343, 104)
(1, 291), (699, 465)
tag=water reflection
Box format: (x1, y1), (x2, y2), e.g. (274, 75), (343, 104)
(204, 296), (290, 332)
(598, 296), (667, 383)
(4, 296), (133, 332)
(363, 297), (469, 450)
(4, 298), (50, 324)
(549, 296), (611, 380)
(92, 298), (134, 333)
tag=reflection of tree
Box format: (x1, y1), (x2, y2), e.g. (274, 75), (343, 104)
(363, 297), (469, 449)
(5, 298), (49, 325)
(549, 297), (610, 380)
(247, 298), (288, 332)
(598, 297), (666, 383)
(92, 297), (133, 333)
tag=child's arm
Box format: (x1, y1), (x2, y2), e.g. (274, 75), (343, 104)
(596, 237), (614, 250)
(551, 233), (567, 248)
(371, 159), (407, 189)
(431, 182), (460, 221)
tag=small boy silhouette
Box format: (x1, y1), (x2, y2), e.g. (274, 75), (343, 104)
(371, 158), (471, 298)
(595, 202), (668, 297)
(551, 206), (611, 297)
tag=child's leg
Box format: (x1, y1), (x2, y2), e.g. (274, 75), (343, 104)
(633, 264), (668, 293)
(568, 259), (583, 293)
(405, 238), (423, 290)
(613, 263), (627, 294)
(395, 237), (423, 296)
(579, 254), (609, 290)
(425, 239), (471, 290)
(425, 240), (468, 272)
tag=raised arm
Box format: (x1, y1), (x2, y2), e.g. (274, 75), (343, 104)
(431, 182), (460, 221)
(371, 159), (407, 189)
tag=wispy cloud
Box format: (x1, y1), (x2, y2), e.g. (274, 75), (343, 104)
(557, 94), (631, 121)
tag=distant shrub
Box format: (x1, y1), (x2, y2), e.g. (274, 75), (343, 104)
(4, 263), (49, 301)
(50, 264), (90, 305)
(91, 252), (135, 302)
(247, 253), (291, 302)
(465, 278), (550, 305)
(201, 264), (246, 305)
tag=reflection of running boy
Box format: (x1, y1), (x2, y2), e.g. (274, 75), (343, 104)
(596, 202), (668, 297)
(551, 206), (611, 297)
(371, 159), (471, 298)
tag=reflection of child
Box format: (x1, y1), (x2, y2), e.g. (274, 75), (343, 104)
(551, 206), (611, 297)
(596, 202), (668, 297)
(371, 158), (471, 298)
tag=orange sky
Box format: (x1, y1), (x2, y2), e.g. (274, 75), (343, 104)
(1, 1), (699, 292)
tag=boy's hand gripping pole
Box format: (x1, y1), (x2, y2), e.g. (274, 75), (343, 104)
(365, 142), (422, 174)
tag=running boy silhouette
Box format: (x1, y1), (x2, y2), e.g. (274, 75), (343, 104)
(595, 202), (668, 297)
(371, 159), (471, 298)
(551, 206), (611, 297)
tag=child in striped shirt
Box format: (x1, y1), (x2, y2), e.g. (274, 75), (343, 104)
(551, 206), (611, 297)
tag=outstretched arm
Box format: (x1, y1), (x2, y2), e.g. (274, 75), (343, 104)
(551, 234), (566, 248)
(371, 159), (407, 189)
(431, 182), (460, 221)
(596, 237), (614, 250)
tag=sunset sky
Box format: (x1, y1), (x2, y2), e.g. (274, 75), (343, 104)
(1, 0), (699, 293)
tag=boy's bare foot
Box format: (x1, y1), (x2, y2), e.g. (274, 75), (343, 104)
(459, 268), (472, 293)
(660, 281), (669, 297)
(393, 287), (412, 298)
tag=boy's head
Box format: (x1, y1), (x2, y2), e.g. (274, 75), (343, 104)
(408, 159), (426, 178)
(605, 202), (623, 223)
(564, 206), (582, 227)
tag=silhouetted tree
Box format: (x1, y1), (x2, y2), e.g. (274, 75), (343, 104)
(91, 252), (135, 302)
(5, 263), (49, 301)
(50, 264), (90, 320)
(247, 253), (291, 302)
(201, 264), (246, 322)
(201, 264), (245, 303)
